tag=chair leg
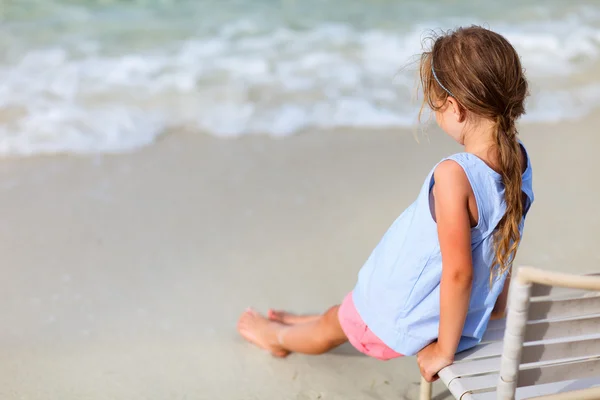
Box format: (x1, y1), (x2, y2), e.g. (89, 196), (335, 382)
(420, 376), (432, 400)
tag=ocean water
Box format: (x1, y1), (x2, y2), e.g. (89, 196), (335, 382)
(1, 0), (599, 155)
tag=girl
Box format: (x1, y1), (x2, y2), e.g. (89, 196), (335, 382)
(237, 26), (534, 382)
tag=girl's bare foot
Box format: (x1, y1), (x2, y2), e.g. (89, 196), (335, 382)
(267, 309), (321, 325)
(237, 309), (290, 357)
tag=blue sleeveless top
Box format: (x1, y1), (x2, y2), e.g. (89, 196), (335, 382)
(352, 147), (534, 356)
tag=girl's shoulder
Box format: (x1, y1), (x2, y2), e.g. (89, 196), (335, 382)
(436, 152), (502, 183)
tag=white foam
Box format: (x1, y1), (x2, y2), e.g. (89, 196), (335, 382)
(1, 11), (599, 155)
(524, 84), (600, 123)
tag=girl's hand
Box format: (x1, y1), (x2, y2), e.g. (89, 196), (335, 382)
(417, 341), (454, 382)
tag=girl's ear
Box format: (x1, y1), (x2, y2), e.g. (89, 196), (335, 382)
(447, 97), (466, 123)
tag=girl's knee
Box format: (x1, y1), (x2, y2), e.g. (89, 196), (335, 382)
(321, 305), (341, 330)
(318, 305), (346, 344)
(323, 305), (340, 319)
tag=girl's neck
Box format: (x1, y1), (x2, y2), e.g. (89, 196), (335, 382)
(462, 120), (500, 172)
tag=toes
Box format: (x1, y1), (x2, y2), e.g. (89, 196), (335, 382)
(238, 308), (268, 332)
(237, 313), (245, 328)
(272, 349), (290, 358)
(238, 309), (255, 330)
(237, 312), (289, 357)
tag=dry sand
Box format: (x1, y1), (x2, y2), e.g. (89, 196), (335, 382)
(1, 117), (599, 399)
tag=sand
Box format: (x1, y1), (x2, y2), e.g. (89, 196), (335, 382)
(1, 118), (599, 400)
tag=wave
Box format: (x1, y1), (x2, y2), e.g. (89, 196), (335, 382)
(1, 13), (599, 155)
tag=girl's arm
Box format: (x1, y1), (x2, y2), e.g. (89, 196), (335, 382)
(417, 160), (474, 382)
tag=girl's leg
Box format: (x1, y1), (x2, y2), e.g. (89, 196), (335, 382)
(237, 305), (348, 357)
(267, 309), (320, 325)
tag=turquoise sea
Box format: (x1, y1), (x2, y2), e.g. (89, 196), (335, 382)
(1, 0), (599, 155)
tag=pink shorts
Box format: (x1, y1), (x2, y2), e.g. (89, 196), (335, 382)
(338, 292), (403, 361)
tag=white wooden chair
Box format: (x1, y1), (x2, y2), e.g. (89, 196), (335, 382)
(419, 266), (600, 400)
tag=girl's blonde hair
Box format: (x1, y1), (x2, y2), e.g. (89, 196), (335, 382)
(419, 26), (529, 284)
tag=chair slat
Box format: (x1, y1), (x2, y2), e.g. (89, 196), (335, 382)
(526, 386), (600, 400)
(465, 376), (600, 400)
(521, 336), (600, 364)
(525, 314), (600, 342)
(528, 295), (600, 321)
(442, 356), (501, 377)
(441, 372), (498, 400)
(455, 341), (504, 362)
(531, 286), (593, 300)
(518, 357), (600, 387)
(481, 328), (505, 343)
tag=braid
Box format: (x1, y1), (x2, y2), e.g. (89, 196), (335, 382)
(491, 115), (523, 284)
